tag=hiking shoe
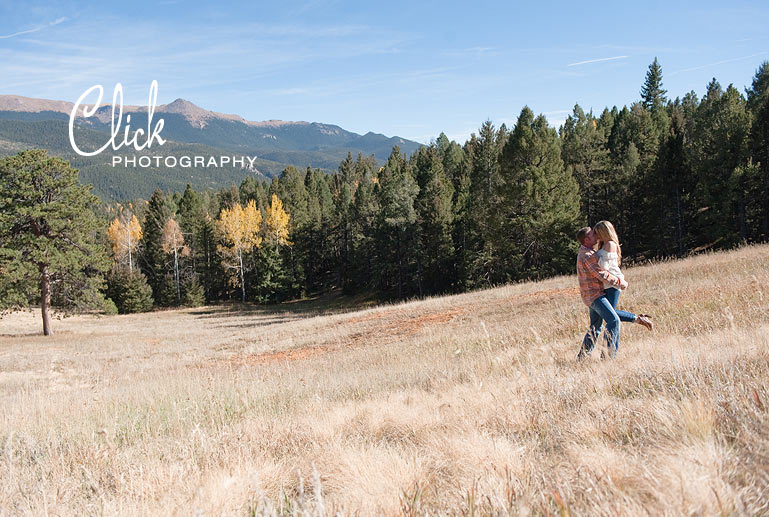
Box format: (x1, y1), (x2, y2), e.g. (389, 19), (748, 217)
(637, 314), (653, 331)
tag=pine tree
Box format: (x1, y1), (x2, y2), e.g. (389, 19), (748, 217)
(561, 104), (610, 225)
(271, 166), (308, 297)
(106, 269), (154, 314)
(175, 185), (208, 296)
(652, 105), (692, 256)
(689, 81), (751, 248)
(350, 166), (380, 292)
(198, 214), (222, 301)
(377, 146), (419, 299)
(591, 107), (617, 222)
(498, 107), (581, 279)
(437, 133), (468, 291)
(316, 173), (337, 290)
(746, 61), (769, 239)
(335, 181), (354, 291)
(239, 177), (260, 205)
(218, 185), (241, 211)
(354, 153), (377, 188)
(177, 185), (206, 237)
(413, 145), (455, 295)
(140, 189), (172, 303)
(336, 152), (357, 188)
(252, 245), (291, 303)
(301, 167), (322, 293)
(181, 274), (205, 307)
(466, 121), (507, 286)
(327, 157), (356, 291)
(641, 57), (668, 112)
(607, 103), (663, 258)
(0, 150), (110, 335)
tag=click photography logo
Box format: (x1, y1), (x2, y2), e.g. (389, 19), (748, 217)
(69, 80), (258, 169)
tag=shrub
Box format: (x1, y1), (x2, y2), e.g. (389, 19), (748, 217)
(102, 298), (119, 315)
(106, 269), (154, 314)
(182, 274), (206, 307)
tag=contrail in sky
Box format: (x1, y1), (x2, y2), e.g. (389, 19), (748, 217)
(0, 17), (68, 40)
(669, 52), (768, 75)
(568, 55), (628, 67)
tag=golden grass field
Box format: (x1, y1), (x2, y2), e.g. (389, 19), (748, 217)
(1, 245), (768, 515)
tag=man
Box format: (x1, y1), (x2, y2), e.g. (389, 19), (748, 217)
(575, 227), (651, 359)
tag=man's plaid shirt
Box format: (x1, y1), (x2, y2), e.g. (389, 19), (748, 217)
(577, 245), (621, 306)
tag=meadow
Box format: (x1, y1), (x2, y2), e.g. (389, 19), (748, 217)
(1, 245), (767, 515)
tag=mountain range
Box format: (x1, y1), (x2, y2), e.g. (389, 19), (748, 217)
(0, 94), (423, 200)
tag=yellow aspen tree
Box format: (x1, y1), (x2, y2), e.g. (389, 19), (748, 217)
(107, 212), (142, 272)
(161, 217), (190, 303)
(217, 200), (262, 302)
(263, 194), (292, 251)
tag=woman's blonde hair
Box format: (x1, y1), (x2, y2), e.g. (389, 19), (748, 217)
(593, 220), (621, 264)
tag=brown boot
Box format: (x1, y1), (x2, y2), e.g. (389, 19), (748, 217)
(636, 314), (653, 331)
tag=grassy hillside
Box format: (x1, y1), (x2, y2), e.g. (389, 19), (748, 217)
(0, 245), (767, 515)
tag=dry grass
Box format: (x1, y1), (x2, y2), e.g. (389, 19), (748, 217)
(1, 245), (768, 516)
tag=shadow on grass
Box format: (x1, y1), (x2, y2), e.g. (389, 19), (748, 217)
(188, 289), (381, 328)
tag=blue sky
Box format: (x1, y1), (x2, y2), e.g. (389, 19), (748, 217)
(1, 1), (768, 143)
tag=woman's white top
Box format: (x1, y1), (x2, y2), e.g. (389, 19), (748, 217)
(596, 249), (624, 289)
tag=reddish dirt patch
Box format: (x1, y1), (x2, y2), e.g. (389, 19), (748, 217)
(195, 287), (581, 369)
(195, 287), (585, 369)
(346, 312), (385, 324)
(228, 345), (335, 366)
(192, 344), (341, 369)
(196, 306), (466, 369)
(383, 307), (465, 335)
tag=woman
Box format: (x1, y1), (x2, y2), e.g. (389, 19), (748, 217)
(593, 221), (653, 352)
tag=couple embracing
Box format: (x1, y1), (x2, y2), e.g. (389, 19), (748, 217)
(575, 221), (653, 360)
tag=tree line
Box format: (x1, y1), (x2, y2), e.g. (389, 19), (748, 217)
(2, 59), (768, 334)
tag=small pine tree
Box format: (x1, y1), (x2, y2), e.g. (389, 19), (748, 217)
(641, 57), (668, 112)
(140, 189), (172, 304)
(181, 274), (206, 307)
(106, 269), (154, 314)
(251, 245), (291, 303)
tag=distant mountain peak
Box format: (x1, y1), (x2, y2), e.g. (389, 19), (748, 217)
(166, 97), (194, 107)
(0, 93), (314, 129)
(0, 92), (422, 158)
(160, 98), (213, 128)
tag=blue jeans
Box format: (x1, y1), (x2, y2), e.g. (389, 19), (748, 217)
(604, 288), (637, 324)
(580, 288), (636, 358)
